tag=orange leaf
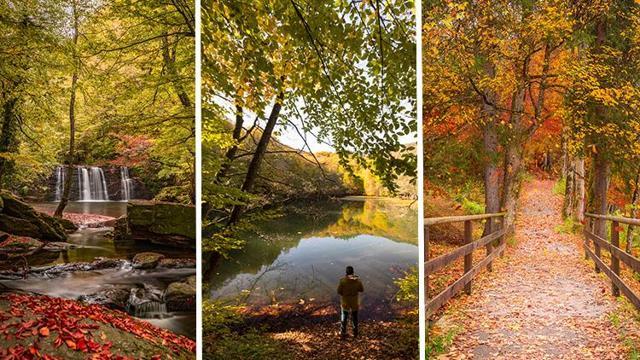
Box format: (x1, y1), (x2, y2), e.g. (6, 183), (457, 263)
(66, 339), (77, 350)
(39, 327), (50, 337)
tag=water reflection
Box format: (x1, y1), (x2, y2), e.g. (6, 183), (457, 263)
(31, 201), (127, 218)
(209, 198), (417, 309)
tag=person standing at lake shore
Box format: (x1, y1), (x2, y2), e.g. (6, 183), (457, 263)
(338, 266), (364, 339)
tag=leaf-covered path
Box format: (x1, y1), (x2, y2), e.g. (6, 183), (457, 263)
(437, 179), (640, 359)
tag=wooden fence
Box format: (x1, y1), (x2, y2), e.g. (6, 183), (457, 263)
(584, 213), (640, 309)
(426, 213), (508, 317)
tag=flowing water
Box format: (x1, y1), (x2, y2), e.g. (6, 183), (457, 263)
(209, 198), (418, 315)
(53, 165), (136, 201)
(2, 202), (196, 338)
(120, 167), (134, 201)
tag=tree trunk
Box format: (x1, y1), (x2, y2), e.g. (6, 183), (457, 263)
(54, 1), (79, 218)
(481, 63), (501, 236)
(0, 97), (18, 184)
(501, 85), (526, 232)
(626, 171), (639, 253)
(483, 121), (501, 235)
(592, 150), (609, 273)
(228, 92), (284, 225)
(591, 17), (608, 246)
(563, 159), (575, 219)
(162, 32), (194, 204)
(575, 158), (585, 223)
(216, 104), (244, 182)
(162, 33), (192, 108)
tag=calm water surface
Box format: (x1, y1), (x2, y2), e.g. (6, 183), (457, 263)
(209, 198), (418, 311)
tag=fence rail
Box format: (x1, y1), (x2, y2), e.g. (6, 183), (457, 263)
(426, 213), (508, 317)
(583, 213), (640, 309)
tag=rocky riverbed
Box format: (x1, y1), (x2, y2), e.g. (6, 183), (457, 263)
(0, 191), (196, 338)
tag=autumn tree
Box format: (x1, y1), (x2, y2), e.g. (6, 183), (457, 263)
(564, 0), (640, 241)
(424, 0), (573, 231)
(204, 0), (416, 226)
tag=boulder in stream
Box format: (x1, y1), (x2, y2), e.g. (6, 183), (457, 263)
(126, 285), (167, 318)
(78, 287), (131, 310)
(165, 275), (196, 311)
(0, 191), (67, 241)
(0, 236), (43, 253)
(132, 252), (165, 269)
(126, 201), (195, 248)
(158, 257), (197, 269)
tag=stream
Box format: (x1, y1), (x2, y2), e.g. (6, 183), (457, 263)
(209, 197), (418, 317)
(0, 201), (196, 339)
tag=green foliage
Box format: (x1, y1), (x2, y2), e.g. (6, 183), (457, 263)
(462, 198), (484, 215)
(0, 1), (195, 203)
(395, 266), (418, 305)
(554, 218), (581, 234)
(427, 325), (461, 358)
(202, 300), (291, 360)
(553, 177), (567, 195)
(202, 300), (243, 335)
(203, 0), (416, 191)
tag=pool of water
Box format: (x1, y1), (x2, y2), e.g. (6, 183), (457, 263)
(31, 201), (127, 218)
(209, 198), (418, 311)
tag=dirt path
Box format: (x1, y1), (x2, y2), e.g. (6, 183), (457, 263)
(437, 179), (639, 359)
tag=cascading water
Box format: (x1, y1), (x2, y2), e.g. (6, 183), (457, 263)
(80, 167), (91, 200)
(55, 165), (111, 201)
(120, 167), (135, 200)
(53, 165), (137, 201)
(54, 165), (65, 202)
(126, 286), (168, 319)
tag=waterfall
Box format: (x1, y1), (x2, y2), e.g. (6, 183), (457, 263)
(120, 167), (135, 200)
(54, 166), (65, 202)
(128, 301), (168, 318)
(80, 167), (91, 200)
(53, 165), (125, 201)
(69, 166), (110, 201)
(126, 286), (167, 318)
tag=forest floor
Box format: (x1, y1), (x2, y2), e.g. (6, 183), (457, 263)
(430, 179), (640, 359)
(204, 303), (418, 360)
(0, 292), (195, 359)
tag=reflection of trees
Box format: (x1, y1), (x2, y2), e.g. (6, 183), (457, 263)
(208, 199), (417, 296)
(315, 200), (418, 244)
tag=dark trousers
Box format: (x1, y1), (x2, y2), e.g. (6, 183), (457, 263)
(340, 308), (358, 336)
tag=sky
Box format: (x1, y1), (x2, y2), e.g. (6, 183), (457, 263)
(215, 96), (416, 154)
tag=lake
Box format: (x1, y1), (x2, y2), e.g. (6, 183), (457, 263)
(208, 198), (418, 315)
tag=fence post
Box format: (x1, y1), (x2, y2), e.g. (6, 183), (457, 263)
(464, 220), (473, 295)
(425, 225), (430, 302)
(585, 217), (591, 260)
(611, 220), (620, 297)
(486, 217), (493, 272)
(595, 217), (603, 273)
(499, 216), (506, 257)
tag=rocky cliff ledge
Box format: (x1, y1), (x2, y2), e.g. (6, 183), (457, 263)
(0, 191), (69, 242)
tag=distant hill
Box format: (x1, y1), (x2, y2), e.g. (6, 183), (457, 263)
(214, 123), (416, 203)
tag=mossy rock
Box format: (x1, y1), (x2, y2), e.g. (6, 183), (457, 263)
(165, 276), (196, 311)
(132, 252), (165, 269)
(0, 191), (67, 241)
(128, 201), (195, 239)
(59, 218), (78, 232)
(0, 236), (43, 251)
